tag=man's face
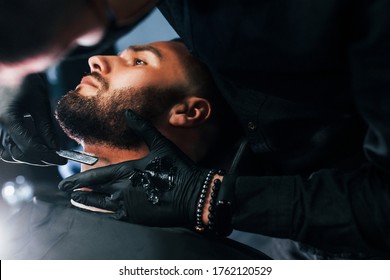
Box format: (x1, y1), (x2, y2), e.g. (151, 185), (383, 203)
(55, 41), (191, 149)
(78, 41), (191, 98)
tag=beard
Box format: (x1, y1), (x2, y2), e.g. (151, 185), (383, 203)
(55, 82), (185, 150)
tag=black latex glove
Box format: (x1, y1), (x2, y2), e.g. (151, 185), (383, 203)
(59, 110), (211, 226)
(0, 74), (67, 166)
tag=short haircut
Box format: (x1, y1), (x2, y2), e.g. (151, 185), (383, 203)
(0, 0), (88, 63)
(176, 41), (239, 132)
(176, 44), (219, 101)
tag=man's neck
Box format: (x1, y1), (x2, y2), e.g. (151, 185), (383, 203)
(81, 143), (149, 171)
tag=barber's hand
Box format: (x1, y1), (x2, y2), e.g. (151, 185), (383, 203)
(0, 74), (67, 166)
(59, 110), (210, 226)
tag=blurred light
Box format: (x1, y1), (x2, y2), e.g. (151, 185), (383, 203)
(2, 182), (17, 205)
(15, 175), (26, 184)
(2, 183), (15, 196)
(58, 160), (81, 179)
(1, 176), (34, 206)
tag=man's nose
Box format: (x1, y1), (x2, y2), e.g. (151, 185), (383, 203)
(88, 56), (109, 74)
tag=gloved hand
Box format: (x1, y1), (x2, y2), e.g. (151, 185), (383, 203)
(0, 73), (67, 166)
(59, 109), (211, 227)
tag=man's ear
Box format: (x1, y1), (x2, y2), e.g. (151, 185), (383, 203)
(169, 97), (211, 127)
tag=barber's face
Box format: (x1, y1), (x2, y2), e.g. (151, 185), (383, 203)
(0, 6), (105, 86)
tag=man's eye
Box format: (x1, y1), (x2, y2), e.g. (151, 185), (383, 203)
(135, 58), (146, 65)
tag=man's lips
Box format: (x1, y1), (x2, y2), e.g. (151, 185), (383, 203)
(79, 76), (99, 88)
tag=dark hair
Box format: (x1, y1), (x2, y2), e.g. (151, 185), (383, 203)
(0, 0), (87, 63)
(179, 49), (218, 99)
(180, 47), (229, 119)
(179, 42), (243, 142)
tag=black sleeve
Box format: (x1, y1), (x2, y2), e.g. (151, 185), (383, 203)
(230, 0), (390, 255)
(231, 165), (390, 255)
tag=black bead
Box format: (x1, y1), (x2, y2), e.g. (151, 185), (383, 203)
(217, 170), (226, 176)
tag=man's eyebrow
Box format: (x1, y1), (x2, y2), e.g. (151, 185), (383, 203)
(120, 45), (163, 60)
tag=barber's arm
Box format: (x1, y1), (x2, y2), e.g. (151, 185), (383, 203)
(232, 0), (390, 255)
(0, 74), (66, 166)
(230, 167), (390, 255)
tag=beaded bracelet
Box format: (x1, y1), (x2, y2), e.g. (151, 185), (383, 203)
(195, 169), (227, 233)
(195, 169), (217, 232)
(207, 178), (222, 231)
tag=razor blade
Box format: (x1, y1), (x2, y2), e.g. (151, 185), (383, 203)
(56, 150), (99, 166)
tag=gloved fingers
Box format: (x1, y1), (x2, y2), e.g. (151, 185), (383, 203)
(0, 146), (19, 163)
(31, 106), (60, 151)
(124, 110), (192, 166)
(26, 75), (60, 151)
(2, 140), (56, 166)
(40, 152), (68, 166)
(0, 131), (32, 164)
(0, 131), (17, 163)
(8, 141), (50, 166)
(5, 133), (65, 166)
(59, 163), (132, 192)
(125, 109), (171, 151)
(70, 191), (120, 212)
(0, 73), (66, 166)
(4, 117), (66, 166)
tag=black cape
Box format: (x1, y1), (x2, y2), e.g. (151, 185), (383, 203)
(1, 198), (270, 260)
